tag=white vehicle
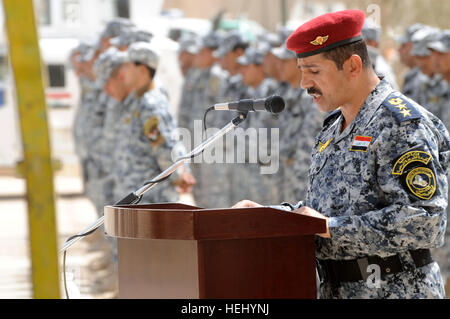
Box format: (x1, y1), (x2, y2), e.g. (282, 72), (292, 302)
(39, 37), (81, 110)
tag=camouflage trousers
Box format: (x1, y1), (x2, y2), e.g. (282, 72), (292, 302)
(192, 162), (233, 209)
(319, 262), (445, 299)
(431, 231), (450, 284)
(431, 182), (450, 286)
(245, 162), (281, 206)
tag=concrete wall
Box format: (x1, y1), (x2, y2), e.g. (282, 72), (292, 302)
(162, 0), (295, 31)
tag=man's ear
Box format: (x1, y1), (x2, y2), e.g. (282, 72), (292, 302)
(344, 54), (363, 79)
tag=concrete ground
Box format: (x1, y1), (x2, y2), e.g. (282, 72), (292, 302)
(0, 106), (196, 299)
(0, 167), (195, 299)
(0, 169), (116, 299)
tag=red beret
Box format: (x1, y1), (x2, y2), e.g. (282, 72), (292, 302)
(287, 10), (365, 58)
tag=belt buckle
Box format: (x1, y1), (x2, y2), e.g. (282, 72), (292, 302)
(356, 257), (370, 282)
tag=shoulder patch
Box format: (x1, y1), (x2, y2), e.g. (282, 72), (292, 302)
(323, 109), (342, 128)
(382, 93), (422, 122)
(392, 149), (437, 200)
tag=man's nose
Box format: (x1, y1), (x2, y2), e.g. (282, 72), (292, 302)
(300, 72), (313, 90)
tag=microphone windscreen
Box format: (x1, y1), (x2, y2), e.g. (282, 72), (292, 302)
(266, 95), (285, 113)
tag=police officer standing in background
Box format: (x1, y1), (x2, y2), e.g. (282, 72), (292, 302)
(214, 31), (250, 207)
(234, 10), (450, 299)
(237, 47), (279, 205)
(177, 35), (202, 132)
(427, 30), (450, 296)
(361, 19), (399, 90)
(271, 42), (323, 204)
(107, 42), (194, 204)
(189, 32), (228, 208)
(409, 27), (446, 111)
(398, 24), (429, 103)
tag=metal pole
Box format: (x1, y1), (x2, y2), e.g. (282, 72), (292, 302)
(3, 0), (60, 299)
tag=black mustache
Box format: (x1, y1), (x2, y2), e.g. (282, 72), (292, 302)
(307, 88), (322, 95)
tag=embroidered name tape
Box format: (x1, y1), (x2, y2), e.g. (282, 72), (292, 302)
(350, 136), (372, 152)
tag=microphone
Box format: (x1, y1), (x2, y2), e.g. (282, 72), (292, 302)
(213, 95), (285, 114)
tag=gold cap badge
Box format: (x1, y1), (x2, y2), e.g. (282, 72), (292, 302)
(310, 35), (329, 46)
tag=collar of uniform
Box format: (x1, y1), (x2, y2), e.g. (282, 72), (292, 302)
(429, 74), (444, 87)
(123, 91), (136, 107)
(404, 67), (421, 81)
(333, 78), (393, 143)
(135, 81), (154, 98)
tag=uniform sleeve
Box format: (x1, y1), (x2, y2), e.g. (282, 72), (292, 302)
(269, 200), (305, 211)
(325, 120), (450, 257)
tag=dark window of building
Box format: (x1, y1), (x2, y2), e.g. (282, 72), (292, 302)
(116, 0), (130, 18)
(47, 64), (65, 88)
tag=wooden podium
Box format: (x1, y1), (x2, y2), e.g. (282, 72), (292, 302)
(104, 203), (326, 299)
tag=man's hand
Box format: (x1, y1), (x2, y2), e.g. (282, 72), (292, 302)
(174, 171), (196, 193)
(232, 200), (263, 208)
(294, 206), (331, 238)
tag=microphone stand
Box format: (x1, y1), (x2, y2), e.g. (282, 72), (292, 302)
(59, 112), (248, 254)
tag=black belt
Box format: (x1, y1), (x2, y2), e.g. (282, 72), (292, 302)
(317, 249), (433, 285)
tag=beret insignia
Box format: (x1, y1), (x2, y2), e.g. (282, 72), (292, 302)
(310, 35), (329, 46)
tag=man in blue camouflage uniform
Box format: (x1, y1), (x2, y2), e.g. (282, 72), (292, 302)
(215, 31), (249, 111)
(177, 36), (202, 131)
(90, 47), (125, 212)
(361, 19), (399, 90)
(107, 42), (194, 204)
(109, 27), (153, 51)
(237, 47), (280, 205)
(234, 10), (450, 299)
(398, 24), (429, 103)
(71, 41), (96, 191)
(428, 30), (450, 295)
(188, 32), (230, 208)
(98, 17), (135, 53)
(410, 27), (447, 113)
(271, 42), (323, 204)
(213, 31), (250, 206)
(72, 18), (135, 211)
(72, 43), (112, 211)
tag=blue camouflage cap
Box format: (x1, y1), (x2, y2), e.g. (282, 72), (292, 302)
(397, 23), (427, 44)
(237, 47), (265, 66)
(110, 27), (153, 48)
(178, 34), (201, 54)
(213, 30), (249, 58)
(265, 32), (283, 48)
(277, 26), (295, 43)
(94, 47), (129, 86)
(71, 41), (92, 62)
(100, 18), (135, 39)
(271, 41), (296, 60)
(76, 40), (98, 62)
(428, 30), (450, 53)
(199, 31), (222, 50)
(411, 27), (441, 56)
(127, 41), (159, 70)
(362, 19), (381, 43)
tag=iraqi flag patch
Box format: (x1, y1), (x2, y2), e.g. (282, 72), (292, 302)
(350, 136), (372, 152)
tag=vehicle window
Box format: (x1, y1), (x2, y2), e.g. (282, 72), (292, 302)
(47, 64), (65, 88)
